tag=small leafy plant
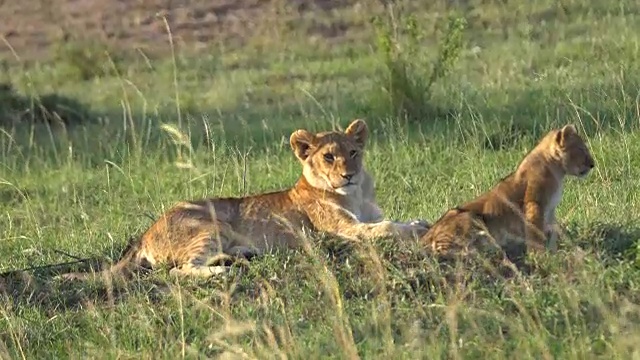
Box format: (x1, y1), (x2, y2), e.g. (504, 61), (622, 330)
(372, 7), (466, 122)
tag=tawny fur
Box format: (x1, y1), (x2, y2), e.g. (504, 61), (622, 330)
(422, 124), (595, 260)
(59, 119), (430, 281)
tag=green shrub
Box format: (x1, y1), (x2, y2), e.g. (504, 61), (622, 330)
(372, 7), (466, 122)
(52, 40), (123, 81)
(0, 82), (94, 126)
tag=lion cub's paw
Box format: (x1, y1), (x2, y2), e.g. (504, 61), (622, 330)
(398, 220), (430, 239)
(54, 273), (85, 282)
(409, 219), (431, 229)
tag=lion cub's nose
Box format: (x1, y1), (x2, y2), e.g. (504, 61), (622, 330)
(341, 173), (354, 181)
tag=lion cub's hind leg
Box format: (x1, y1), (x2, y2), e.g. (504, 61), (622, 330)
(168, 237), (230, 279)
(169, 264), (229, 278)
(167, 226), (259, 279)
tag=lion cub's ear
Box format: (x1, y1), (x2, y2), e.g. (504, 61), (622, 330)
(555, 124), (578, 146)
(290, 129), (317, 161)
(345, 119), (368, 148)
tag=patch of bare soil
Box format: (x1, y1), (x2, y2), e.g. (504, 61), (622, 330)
(0, 0), (358, 63)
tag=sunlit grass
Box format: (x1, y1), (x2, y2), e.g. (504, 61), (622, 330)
(1, 0), (640, 358)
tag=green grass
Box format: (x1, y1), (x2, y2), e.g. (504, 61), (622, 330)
(2, 0), (640, 358)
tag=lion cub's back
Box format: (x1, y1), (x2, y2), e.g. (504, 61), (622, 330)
(422, 174), (528, 256)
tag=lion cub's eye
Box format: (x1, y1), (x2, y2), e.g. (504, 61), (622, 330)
(323, 153), (335, 163)
(349, 150), (358, 158)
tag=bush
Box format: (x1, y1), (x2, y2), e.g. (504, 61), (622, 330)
(52, 39), (124, 81)
(0, 82), (94, 126)
(372, 7), (466, 122)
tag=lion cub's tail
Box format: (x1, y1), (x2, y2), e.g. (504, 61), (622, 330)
(56, 235), (147, 282)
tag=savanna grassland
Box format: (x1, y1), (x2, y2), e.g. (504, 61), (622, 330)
(1, 0), (640, 358)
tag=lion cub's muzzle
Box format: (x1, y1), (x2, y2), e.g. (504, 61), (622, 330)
(578, 158), (595, 178)
(330, 172), (361, 193)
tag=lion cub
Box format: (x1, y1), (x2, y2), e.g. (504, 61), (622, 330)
(422, 124), (594, 260)
(59, 119), (429, 281)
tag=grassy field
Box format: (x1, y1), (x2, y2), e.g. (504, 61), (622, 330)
(2, 0), (640, 358)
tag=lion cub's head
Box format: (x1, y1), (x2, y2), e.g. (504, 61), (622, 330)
(548, 124), (595, 178)
(290, 119), (368, 195)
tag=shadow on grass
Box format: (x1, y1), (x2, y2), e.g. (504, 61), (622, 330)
(0, 268), (174, 316)
(0, 232), (525, 315)
(565, 220), (640, 264)
(3, 74), (638, 167)
(320, 236), (526, 305)
(2, 224), (630, 339)
(0, 186), (33, 205)
(0, 234), (151, 313)
(477, 80), (640, 151)
(0, 82), (96, 127)
(171, 75), (640, 155)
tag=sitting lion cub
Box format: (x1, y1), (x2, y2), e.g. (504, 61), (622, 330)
(422, 124), (595, 260)
(59, 119), (429, 280)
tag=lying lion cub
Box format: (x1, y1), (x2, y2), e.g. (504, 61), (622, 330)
(422, 124), (595, 260)
(59, 119), (429, 280)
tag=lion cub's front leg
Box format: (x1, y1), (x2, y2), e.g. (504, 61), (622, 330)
(524, 200), (547, 254)
(544, 211), (560, 253)
(359, 200), (385, 223)
(339, 219), (428, 242)
(359, 200), (430, 229)
(310, 204), (429, 242)
(357, 220), (428, 241)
